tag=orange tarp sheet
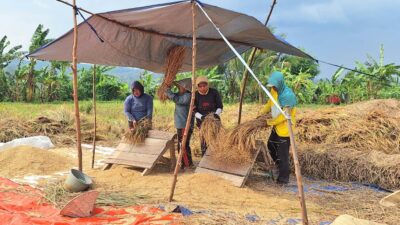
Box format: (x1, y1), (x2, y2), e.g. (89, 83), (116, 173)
(0, 177), (181, 224)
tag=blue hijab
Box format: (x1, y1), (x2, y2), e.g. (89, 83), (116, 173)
(267, 71), (297, 107)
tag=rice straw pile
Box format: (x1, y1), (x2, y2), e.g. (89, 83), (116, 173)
(0, 106), (97, 145)
(296, 99), (400, 154)
(157, 45), (186, 102)
(296, 99), (400, 189)
(123, 118), (152, 144)
(42, 180), (146, 209)
(298, 144), (400, 189)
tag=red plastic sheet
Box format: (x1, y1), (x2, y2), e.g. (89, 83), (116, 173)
(0, 178), (181, 225)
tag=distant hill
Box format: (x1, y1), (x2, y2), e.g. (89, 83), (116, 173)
(4, 59), (163, 84)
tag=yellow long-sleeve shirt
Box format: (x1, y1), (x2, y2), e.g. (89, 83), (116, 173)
(259, 89), (296, 137)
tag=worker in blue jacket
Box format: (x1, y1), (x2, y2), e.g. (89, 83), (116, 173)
(166, 78), (194, 168)
(124, 81), (153, 130)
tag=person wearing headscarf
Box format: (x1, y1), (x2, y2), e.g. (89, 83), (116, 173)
(259, 71), (297, 185)
(166, 78), (194, 168)
(124, 80), (153, 130)
(193, 76), (223, 156)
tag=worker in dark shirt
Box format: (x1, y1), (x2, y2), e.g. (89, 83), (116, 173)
(193, 76), (223, 156)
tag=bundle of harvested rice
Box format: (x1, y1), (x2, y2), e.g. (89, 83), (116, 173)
(216, 114), (271, 164)
(200, 114), (272, 164)
(199, 114), (225, 151)
(157, 45), (186, 102)
(123, 118), (152, 144)
(296, 99), (400, 154)
(226, 114), (271, 155)
(298, 144), (400, 189)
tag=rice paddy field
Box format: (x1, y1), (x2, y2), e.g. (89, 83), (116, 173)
(0, 99), (399, 224)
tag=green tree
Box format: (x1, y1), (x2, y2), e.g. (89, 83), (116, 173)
(0, 35), (22, 69)
(26, 24), (52, 102)
(139, 70), (159, 97)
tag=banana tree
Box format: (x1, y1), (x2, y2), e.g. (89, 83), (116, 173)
(0, 35), (22, 69)
(26, 24), (52, 102)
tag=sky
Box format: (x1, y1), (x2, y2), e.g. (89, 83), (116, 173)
(1, 0), (399, 79)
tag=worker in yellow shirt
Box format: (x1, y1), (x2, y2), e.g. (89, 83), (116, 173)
(260, 71), (297, 185)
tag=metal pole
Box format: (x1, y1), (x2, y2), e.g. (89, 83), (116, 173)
(91, 64), (97, 169)
(71, 0), (83, 171)
(286, 108), (309, 225)
(238, 0), (277, 124)
(169, 1), (197, 202)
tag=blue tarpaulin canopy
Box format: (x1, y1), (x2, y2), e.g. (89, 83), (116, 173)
(28, 0), (313, 73)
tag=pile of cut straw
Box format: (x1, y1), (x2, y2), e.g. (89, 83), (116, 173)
(295, 99), (400, 189)
(157, 45), (186, 102)
(298, 144), (400, 189)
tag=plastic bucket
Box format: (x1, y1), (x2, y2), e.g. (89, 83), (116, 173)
(64, 169), (93, 192)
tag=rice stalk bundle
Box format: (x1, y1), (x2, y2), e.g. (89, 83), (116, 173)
(199, 114), (225, 151)
(199, 114), (272, 164)
(157, 45), (186, 102)
(123, 118), (152, 144)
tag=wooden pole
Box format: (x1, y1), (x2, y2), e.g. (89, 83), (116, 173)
(237, 49), (257, 124)
(285, 108), (309, 225)
(169, 1), (197, 202)
(71, 0), (83, 171)
(237, 0), (277, 124)
(91, 64), (97, 169)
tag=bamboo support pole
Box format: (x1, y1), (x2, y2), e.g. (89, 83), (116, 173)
(71, 0), (83, 171)
(169, 1), (197, 202)
(237, 0), (277, 124)
(285, 108), (309, 225)
(91, 64), (97, 169)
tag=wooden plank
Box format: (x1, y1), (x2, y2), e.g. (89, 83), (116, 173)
(104, 130), (176, 175)
(103, 158), (153, 169)
(198, 154), (251, 176)
(107, 152), (159, 163)
(148, 130), (176, 140)
(195, 167), (245, 187)
(240, 146), (262, 187)
(102, 164), (112, 171)
(141, 169), (151, 176)
(116, 139), (169, 154)
(196, 141), (265, 187)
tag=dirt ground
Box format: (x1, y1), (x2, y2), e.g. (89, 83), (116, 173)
(1, 146), (397, 225)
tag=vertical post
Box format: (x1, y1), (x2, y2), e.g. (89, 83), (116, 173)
(72, 0), (83, 171)
(286, 108), (309, 225)
(91, 64), (97, 169)
(237, 0), (277, 124)
(237, 49), (258, 124)
(169, 1), (197, 202)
